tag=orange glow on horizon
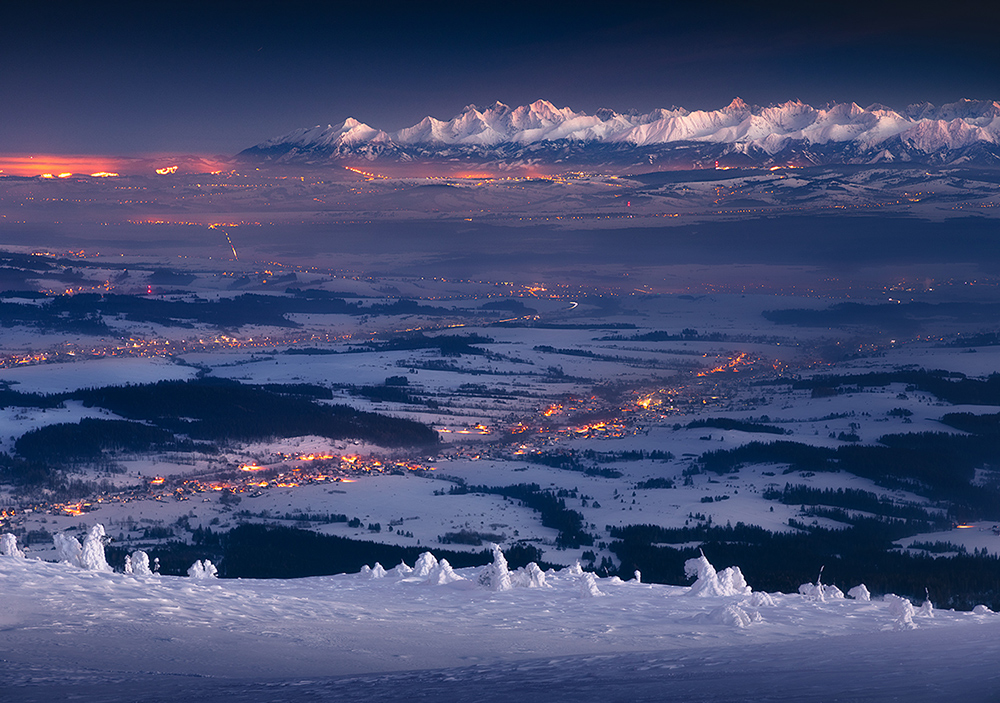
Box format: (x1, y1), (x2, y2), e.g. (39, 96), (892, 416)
(0, 155), (121, 178)
(0, 154), (234, 177)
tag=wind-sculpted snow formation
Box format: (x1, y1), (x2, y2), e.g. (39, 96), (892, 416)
(579, 571), (605, 598)
(848, 583), (872, 601)
(684, 553), (752, 597)
(187, 559), (218, 579)
(123, 550), (154, 576)
(52, 525), (112, 572)
(478, 543), (513, 592)
(243, 98), (1000, 167)
(0, 532), (24, 557)
(886, 593), (918, 630)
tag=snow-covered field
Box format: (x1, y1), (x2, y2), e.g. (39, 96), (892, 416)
(2, 542), (999, 702)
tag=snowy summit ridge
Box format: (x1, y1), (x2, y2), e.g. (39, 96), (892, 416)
(242, 98), (1000, 168)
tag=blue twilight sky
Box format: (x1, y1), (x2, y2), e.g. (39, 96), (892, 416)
(2, 0), (998, 155)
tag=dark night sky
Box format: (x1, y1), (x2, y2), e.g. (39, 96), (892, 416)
(2, 0), (998, 155)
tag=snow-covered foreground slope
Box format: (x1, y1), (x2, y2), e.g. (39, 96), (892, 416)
(2, 552), (998, 702)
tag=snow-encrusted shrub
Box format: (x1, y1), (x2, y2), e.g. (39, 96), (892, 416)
(747, 591), (776, 608)
(708, 603), (762, 628)
(918, 598), (934, 618)
(798, 582), (822, 599)
(80, 524), (112, 572)
(798, 566), (842, 601)
(798, 583), (843, 601)
(718, 567), (751, 595)
(188, 559), (218, 579)
(358, 563), (387, 579)
(579, 571), (604, 598)
(565, 561), (584, 576)
(54, 532), (83, 566)
(413, 552), (438, 577)
(633, 570), (641, 583)
(684, 554), (752, 597)
(823, 584), (844, 600)
(478, 544), (512, 592)
(511, 562), (548, 588)
(390, 560), (413, 577)
(847, 584), (871, 602)
(425, 558), (463, 585)
(0, 533), (24, 557)
(973, 604), (993, 615)
(799, 565), (826, 601)
(54, 525), (111, 571)
(124, 550), (153, 576)
(885, 594), (916, 630)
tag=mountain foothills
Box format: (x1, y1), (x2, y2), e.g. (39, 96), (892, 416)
(241, 98), (1000, 169)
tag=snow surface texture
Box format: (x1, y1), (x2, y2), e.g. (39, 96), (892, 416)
(3, 539), (1000, 702)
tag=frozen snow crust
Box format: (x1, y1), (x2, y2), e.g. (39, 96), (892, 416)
(2, 534), (999, 702)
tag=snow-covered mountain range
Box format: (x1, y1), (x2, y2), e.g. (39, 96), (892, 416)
(241, 98), (1000, 170)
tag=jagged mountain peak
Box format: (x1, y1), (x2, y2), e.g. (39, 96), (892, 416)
(242, 98), (1000, 168)
(724, 97), (750, 112)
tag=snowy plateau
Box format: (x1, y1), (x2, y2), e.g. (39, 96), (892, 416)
(3, 539), (1000, 702)
(241, 98), (1000, 169)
